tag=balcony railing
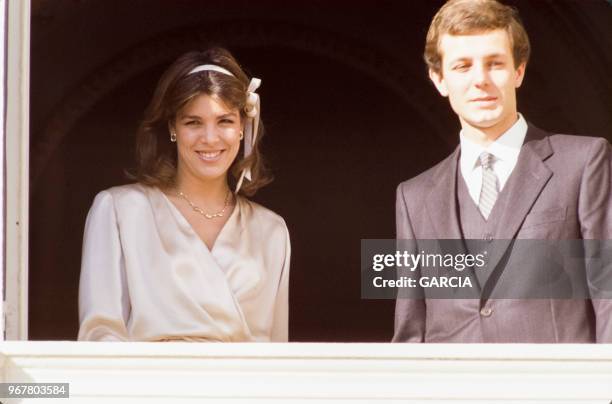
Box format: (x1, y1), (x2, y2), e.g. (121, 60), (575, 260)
(1, 342), (612, 402)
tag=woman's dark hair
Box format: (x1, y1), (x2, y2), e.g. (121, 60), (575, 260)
(132, 47), (271, 196)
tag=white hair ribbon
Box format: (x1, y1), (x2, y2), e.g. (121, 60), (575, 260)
(187, 64), (261, 193)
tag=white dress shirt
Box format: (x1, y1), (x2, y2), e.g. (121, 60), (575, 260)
(459, 114), (528, 205)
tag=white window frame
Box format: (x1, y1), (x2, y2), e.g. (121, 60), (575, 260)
(0, 0), (4, 339)
(3, 0), (30, 340)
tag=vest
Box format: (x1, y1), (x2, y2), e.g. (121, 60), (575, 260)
(456, 173), (501, 288)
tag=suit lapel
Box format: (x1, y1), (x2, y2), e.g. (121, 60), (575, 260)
(426, 147), (463, 239)
(481, 125), (554, 301)
(425, 147), (482, 295)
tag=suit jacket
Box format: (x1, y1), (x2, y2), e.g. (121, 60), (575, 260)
(393, 125), (612, 343)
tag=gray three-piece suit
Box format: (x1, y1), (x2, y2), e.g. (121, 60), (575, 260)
(393, 124), (612, 342)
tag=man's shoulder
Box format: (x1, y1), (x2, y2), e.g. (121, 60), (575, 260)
(547, 133), (609, 151)
(527, 123), (609, 151)
(534, 130), (611, 166)
(397, 167), (435, 196)
(397, 151), (456, 196)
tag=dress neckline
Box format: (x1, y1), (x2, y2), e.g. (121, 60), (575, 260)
(155, 187), (241, 254)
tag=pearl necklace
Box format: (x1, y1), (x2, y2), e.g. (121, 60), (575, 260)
(177, 190), (231, 219)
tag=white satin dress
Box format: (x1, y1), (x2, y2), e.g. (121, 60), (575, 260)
(77, 183), (290, 342)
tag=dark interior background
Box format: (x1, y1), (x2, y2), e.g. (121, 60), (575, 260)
(29, 0), (612, 341)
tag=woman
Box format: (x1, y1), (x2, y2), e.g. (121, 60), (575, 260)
(78, 48), (290, 342)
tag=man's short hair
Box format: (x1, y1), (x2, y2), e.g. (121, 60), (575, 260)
(425, 0), (531, 74)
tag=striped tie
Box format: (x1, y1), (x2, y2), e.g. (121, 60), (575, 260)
(478, 152), (498, 220)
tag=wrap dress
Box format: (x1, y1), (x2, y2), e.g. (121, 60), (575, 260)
(78, 183), (290, 342)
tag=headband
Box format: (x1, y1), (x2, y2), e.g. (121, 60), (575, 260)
(187, 64), (261, 193)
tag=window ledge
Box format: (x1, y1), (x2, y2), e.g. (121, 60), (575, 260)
(1, 342), (612, 402)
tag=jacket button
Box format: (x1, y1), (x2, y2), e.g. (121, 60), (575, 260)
(480, 307), (493, 317)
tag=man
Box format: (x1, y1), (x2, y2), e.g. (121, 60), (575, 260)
(393, 0), (612, 342)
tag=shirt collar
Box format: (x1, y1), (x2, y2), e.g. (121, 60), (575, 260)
(459, 113), (528, 171)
